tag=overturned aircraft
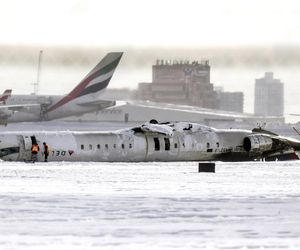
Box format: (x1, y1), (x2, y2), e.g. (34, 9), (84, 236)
(0, 121), (300, 162)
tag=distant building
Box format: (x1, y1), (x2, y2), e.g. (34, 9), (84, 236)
(219, 92), (244, 113)
(254, 72), (284, 116)
(137, 59), (218, 109)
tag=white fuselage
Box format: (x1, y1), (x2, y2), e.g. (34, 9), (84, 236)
(0, 125), (252, 162)
(4, 93), (110, 122)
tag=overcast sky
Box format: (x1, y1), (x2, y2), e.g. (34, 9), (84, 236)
(2, 0), (300, 119)
(1, 0), (300, 47)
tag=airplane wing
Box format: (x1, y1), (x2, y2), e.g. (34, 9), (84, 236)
(0, 103), (42, 125)
(0, 103), (41, 122)
(76, 99), (116, 109)
(0, 103), (41, 112)
(239, 128), (300, 161)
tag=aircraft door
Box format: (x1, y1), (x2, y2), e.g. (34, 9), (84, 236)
(18, 135), (38, 161)
(18, 135), (31, 161)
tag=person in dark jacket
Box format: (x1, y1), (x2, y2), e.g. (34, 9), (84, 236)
(43, 142), (49, 162)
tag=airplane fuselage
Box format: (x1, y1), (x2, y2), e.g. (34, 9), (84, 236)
(1, 122), (298, 162)
(0, 123), (275, 162)
(4, 93), (114, 123)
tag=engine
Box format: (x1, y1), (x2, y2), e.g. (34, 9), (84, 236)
(243, 134), (273, 154)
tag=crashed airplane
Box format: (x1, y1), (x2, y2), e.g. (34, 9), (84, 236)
(0, 120), (300, 162)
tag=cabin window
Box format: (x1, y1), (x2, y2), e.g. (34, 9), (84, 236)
(89, 144), (92, 150)
(174, 143), (178, 149)
(113, 144), (117, 149)
(121, 144), (125, 149)
(154, 137), (160, 151)
(216, 142), (219, 148)
(129, 144), (132, 149)
(164, 138), (170, 151)
(206, 142), (210, 148)
(105, 144), (109, 149)
(97, 144), (100, 149)
(182, 143), (185, 148)
(81, 144), (84, 150)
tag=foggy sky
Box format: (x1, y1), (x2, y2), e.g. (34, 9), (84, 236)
(1, 0), (300, 47)
(1, 45), (300, 68)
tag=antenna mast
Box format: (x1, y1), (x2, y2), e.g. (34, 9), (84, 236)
(33, 50), (43, 95)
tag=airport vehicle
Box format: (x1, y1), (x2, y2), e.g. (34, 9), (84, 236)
(0, 120), (299, 162)
(0, 52), (123, 124)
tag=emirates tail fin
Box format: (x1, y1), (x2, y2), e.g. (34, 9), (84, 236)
(0, 89), (12, 104)
(47, 52), (123, 112)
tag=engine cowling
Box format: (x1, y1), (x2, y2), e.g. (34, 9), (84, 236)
(243, 134), (273, 154)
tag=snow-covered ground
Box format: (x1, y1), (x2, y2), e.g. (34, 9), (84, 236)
(0, 161), (300, 249)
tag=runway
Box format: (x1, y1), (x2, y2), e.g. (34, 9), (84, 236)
(1, 160), (300, 249)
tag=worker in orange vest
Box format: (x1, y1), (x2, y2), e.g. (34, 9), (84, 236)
(31, 143), (40, 163)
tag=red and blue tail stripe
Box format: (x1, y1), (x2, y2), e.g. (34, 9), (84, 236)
(47, 52), (123, 113)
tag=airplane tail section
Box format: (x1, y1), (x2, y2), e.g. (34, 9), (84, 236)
(47, 52), (123, 112)
(0, 89), (12, 104)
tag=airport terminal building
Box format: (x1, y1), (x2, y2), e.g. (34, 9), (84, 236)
(71, 101), (285, 128)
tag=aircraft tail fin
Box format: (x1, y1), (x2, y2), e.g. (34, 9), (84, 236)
(47, 52), (123, 112)
(0, 89), (12, 104)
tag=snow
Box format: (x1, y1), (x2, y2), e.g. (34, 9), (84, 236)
(1, 161), (300, 249)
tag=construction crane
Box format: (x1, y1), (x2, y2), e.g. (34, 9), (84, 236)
(33, 50), (43, 95)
